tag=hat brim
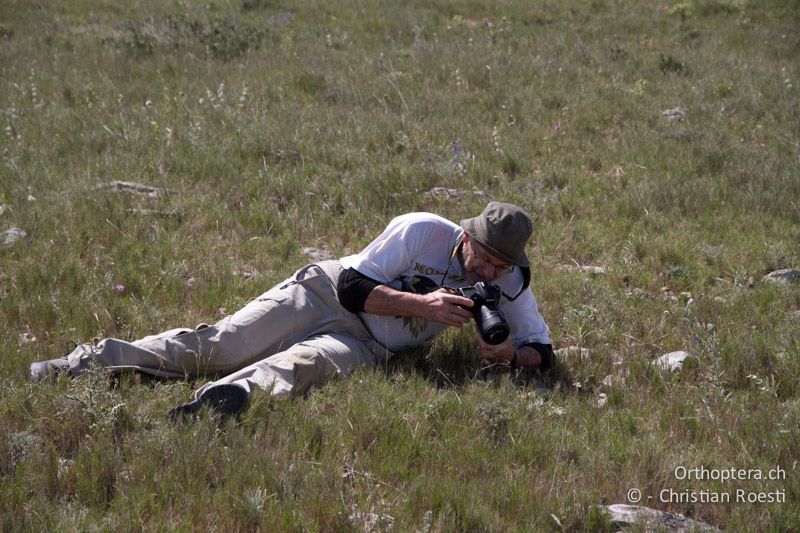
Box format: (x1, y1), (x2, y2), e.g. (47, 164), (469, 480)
(460, 218), (530, 268)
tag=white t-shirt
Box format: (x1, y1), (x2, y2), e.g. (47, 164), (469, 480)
(339, 212), (551, 351)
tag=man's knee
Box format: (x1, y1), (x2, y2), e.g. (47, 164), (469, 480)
(283, 348), (340, 394)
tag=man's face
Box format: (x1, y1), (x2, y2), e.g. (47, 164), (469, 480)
(463, 235), (515, 283)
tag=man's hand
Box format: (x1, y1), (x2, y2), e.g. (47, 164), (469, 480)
(422, 289), (474, 326)
(476, 333), (543, 369)
(476, 333), (514, 364)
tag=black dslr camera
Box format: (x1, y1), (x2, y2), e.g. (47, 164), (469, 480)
(456, 282), (510, 345)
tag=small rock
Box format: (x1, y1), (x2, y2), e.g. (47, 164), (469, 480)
(95, 181), (176, 198)
(595, 393), (607, 407)
(422, 187), (489, 200)
(761, 269), (800, 285)
(580, 265), (607, 275)
(233, 266), (258, 279)
(598, 504), (720, 532)
(2, 227), (27, 245)
(19, 332), (37, 345)
(662, 107), (685, 119)
(654, 350), (696, 372)
(555, 264), (606, 275)
(303, 247), (333, 262)
(555, 346), (592, 361)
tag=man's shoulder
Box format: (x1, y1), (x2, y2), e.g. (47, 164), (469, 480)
(391, 212), (459, 231)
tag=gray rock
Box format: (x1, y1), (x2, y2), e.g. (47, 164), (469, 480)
(2, 227), (27, 245)
(303, 247), (334, 262)
(761, 269), (800, 285)
(555, 264), (607, 275)
(19, 332), (37, 345)
(233, 266), (258, 279)
(662, 107), (685, 119)
(598, 504), (720, 532)
(595, 393), (607, 408)
(422, 187), (489, 200)
(580, 265), (607, 275)
(654, 351), (696, 372)
(95, 181), (176, 197)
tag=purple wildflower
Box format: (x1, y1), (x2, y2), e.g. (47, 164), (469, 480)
(452, 140), (467, 175)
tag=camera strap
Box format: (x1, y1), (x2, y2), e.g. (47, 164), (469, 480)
(439, 236), (465, 289)
(503, 267), (530, 302)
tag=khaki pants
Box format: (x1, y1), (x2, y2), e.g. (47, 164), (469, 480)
(65, 261), (391, 399)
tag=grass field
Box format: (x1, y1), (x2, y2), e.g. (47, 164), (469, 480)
(1, 0), (799, 530)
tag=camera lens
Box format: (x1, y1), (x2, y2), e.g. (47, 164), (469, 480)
(477, 306), (510, 345)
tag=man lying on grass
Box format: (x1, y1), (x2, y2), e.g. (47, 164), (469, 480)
(31, 202), (554, 420)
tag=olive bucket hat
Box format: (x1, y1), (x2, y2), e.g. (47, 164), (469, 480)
(460, 202), (532, 268)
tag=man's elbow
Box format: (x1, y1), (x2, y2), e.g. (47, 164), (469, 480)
(337, 267), (381, 313)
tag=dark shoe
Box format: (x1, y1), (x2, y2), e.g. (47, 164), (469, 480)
(168, 383), (249, 422)
(168, 398), (203, 420)
(30, 358), (70, 382)
(199, 383), (250, 417)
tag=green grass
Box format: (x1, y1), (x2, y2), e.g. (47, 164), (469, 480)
(2, 0), (799, 530)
